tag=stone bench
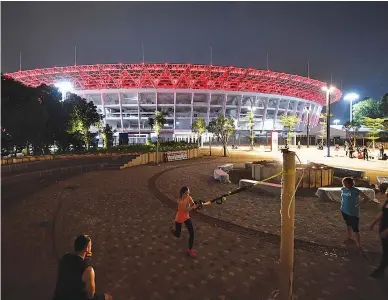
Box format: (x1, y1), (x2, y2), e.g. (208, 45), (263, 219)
(376, 177), (388, 193)
(214, 168), (230, 184)
(333, 167), (365, 179)
(218, 163), (233, 173)
(315, 187), (377, 203)
(239, 179), (281, 197)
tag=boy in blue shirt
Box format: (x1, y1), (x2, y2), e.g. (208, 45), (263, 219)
(341, 177), (373, 249)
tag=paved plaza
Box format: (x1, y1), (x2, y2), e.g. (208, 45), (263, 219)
(2, 154), (388, 300)
(202, 146), (388, 183)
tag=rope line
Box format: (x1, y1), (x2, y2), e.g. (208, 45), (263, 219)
(195, 170), (283, 209)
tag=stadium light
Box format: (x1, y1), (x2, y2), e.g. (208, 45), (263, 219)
(322, 85), (335, 157)
(344, 92), (359, 122)
(54, 81), (74, 101)
(321, 85), (335, 93)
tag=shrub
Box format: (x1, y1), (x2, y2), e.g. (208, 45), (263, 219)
(52, 141), (197, 156)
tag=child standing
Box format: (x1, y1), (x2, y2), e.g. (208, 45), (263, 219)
(171, 186), (197, 257)
(340, 177), (372, 249)
(369, 191), (388, 278)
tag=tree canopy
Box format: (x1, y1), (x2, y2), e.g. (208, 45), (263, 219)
(352, 98), (381, 123)
(191, 117), (206, 146)
(1, 75), (102, 154)
(65, 93), (102, 150)
(350, 94), (388, 123)
(207, 114), (235, 157)
(362, 117), (385, 148)
(379, 93), (388, 118)
(148, 110), (166, 138)
(245, 111), (255, 149)
(279, 114), (299, 146)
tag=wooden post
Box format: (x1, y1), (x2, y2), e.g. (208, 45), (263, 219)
(279, 149), (296, 300)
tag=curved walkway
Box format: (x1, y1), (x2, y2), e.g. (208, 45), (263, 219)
(2, 157), (387, 300)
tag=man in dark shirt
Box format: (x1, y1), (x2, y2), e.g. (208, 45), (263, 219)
(53, 235), (113, 300)
(370, 192), (388, 279)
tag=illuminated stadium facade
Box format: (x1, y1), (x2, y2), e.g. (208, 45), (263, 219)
(5, 63), (342, 142)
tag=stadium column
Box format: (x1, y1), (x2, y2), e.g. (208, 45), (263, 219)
(310, 105), (319, 127)
(207, 93), (211, 125)
(173, 92), (176, 131)
(236, 95), (242, 129)
(190, 92), (194, 127)
(291, 100), (298, 146)
(101, 93), (106, 126)
(262, 97), (268, 131)
(273, 98), (280, 129)
(137, 92), (141, 134)
(284, 99), (290, 116)
(118, 92), (124, 131)
(223, 94), (227, 117)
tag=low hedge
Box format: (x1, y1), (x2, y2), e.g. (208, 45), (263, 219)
(53, 141), (198, 156)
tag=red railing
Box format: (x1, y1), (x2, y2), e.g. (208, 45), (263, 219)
(5, 63), (342, 105)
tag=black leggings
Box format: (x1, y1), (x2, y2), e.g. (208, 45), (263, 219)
(377, 237), (388, 272)
(174, 219), (194, 249)
(363, 152), (368, 160)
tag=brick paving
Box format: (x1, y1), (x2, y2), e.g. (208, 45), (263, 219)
(157, 160), (384, 254)
(2, 157), (387, 300)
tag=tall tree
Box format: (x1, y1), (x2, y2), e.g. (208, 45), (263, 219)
(207, 114), (235, 157)
(352, 98), (382, 122)
(35, 84), (67, 154)
(379, 93), (388, 118)
(246, 111), (255, 150)
(191, 117), (206, 147)
(100, 124), (114, 149)
(1, 75), (48, 154)
(279, 114), (299, 147)
(148, 111), (166, 164)
(362, 117), (385, 148)
(343, 120), (361, 147)
(65, 94), (102, 150)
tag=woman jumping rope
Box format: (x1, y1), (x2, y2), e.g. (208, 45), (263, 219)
(171, 186), (198, 257)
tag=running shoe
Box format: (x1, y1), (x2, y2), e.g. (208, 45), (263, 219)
(187, 249), (197, 257)
(170, 227), (179, 238)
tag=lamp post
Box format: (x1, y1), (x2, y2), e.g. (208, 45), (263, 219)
(303, 106), (310, 148)
(344, 92), (359, 123)
(322, 85), (335, 157)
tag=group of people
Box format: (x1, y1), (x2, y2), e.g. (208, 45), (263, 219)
(52, 178), (388, 300)
(344, 141), (386, 160)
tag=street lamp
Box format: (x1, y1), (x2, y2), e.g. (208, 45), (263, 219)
(334, 119), (340, 126)
(303, 106), (311, 148)
(54, 81), (74, 101)
(344, 92), (359, 122)
(322, 85), (335, 157)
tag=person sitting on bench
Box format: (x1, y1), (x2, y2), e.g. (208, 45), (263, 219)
(53, 235), (113, 300)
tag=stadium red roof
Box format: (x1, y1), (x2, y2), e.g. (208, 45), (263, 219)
(5, 63), (341, 105)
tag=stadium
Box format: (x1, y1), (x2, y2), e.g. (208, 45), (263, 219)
(5, 63), (342, 144)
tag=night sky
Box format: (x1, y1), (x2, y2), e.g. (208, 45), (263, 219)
(2, 1), (387, 122)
